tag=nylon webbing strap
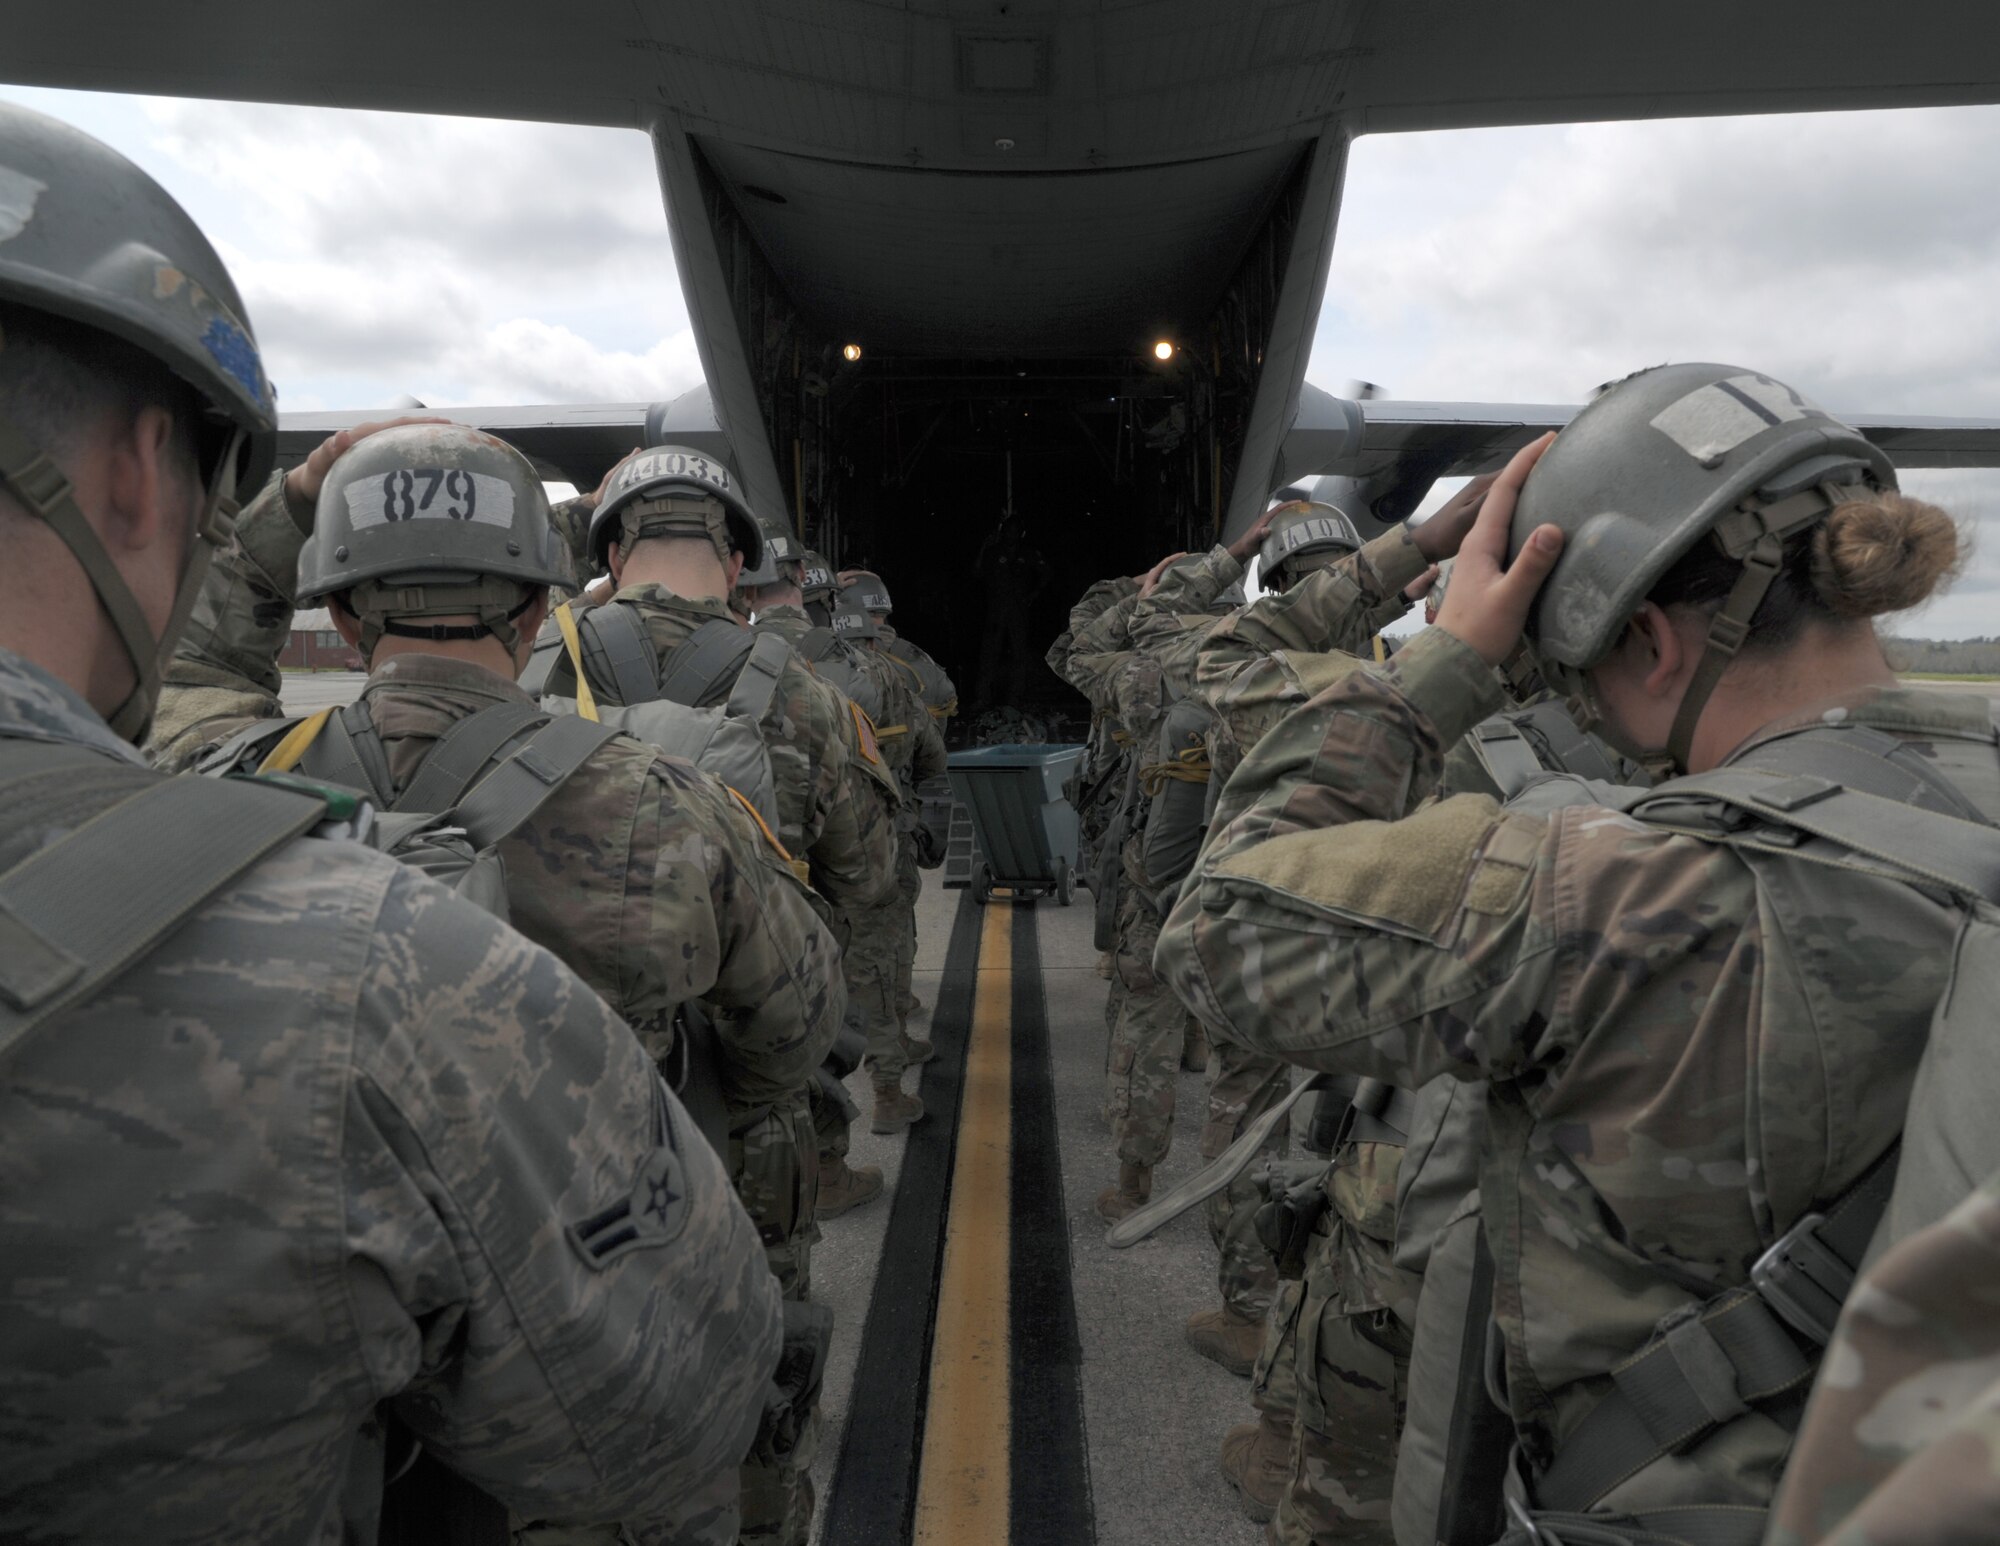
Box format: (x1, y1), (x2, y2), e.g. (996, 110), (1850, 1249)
(305, 703), (395, 806)
(1523, 697), (1624, 785)
(1106, 1073), (1328, 1246)
(449, 714), (621, 851)
(726, 630), (792, 726)
(659, 617), (757, 708)
(1471, 718), (1551, 801)
(1735, 723), (1991, 823)
(577, 602), (663, 707)
(391, 700), (546, 815)
(1339, 1079), (1416, 1146)
(1641, 767), (2000, 904)
(1665, 487), (1834, 772)
(0, 764), (323, 1062)
(1533, 1146), (1901, 1515)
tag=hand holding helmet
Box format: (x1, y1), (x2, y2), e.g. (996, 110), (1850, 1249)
(1434, 434), (1564, 667)
(1410, 472), (1498, 563)
(284, 414), (453, 515)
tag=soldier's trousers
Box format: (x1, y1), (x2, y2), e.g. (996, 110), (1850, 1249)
(734, 1096), (821, 1546)
(846, 889), (908, 1080)
(1202, 1043), (1291, 1321)
(1269, 1147), (1412, 1546)
(892, 837), (921, 1016)
(1104, 892), (1190, 1168)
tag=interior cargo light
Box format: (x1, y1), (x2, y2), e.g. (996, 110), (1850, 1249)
(842, 343), (862, 362)
(1152, 340), (1175, 362)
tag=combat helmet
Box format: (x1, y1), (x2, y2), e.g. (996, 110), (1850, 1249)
(586, 444), (763, 573)
(0, 102), (279, 740)
(1258, 495), (1365, 592)
(1510, 362), (1893, 767)
(832, 578), (882, 640)
(798, 549), (839, 614)
(298, 423), (568, 653)
(737, 515), (804, 589)
(847, 570), (893, 616)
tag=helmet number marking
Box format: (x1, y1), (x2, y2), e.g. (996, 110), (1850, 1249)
(345, 468), (517, 529)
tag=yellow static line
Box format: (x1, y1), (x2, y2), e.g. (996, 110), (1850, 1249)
(914, 901), (1015, 1546)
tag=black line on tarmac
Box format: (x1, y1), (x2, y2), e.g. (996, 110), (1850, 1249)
(1008, 906), (1098, 1544)
(820, 890), (982, 1546)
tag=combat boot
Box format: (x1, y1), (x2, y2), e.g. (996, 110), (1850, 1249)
(1181, 1021), (1210, 1073)
(901, 1032), (936, 1066)
(816, 1155), (885, 1218)
(1219, 1413), (1292, 1524)
(1094, 1161), (1152, 1222)
(1185, 1304), (1263, 1376)
(871, 1074), (925, 1135)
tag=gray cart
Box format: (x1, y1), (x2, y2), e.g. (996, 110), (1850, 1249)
(946, 743), (1085, 905)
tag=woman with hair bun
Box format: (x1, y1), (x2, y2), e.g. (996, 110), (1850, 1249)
(1157, 364), (1998, 1546)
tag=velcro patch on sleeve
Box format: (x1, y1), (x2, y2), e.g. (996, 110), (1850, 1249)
(1465, 812), (1545, 916)
(1210, 794), (1500, 943)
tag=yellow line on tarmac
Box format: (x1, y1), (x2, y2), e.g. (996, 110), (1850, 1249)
(913, 901), (1014, 1546)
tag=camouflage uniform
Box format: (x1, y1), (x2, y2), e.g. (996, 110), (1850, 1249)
(857, 645), (949, 1076)
(1161, 625), (2000, 1530)
(875, 624), (955, 1018)
(153, 476), (847, 1546)
(1175, 530), (1433, 1540)
(1766, 1171), (2000, 1546)
(0, 647), (782, 1545)
(752, 603), (909, 1080)
(1065, 593), (1192, 1174)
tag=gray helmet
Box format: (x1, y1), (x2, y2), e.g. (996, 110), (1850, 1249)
(737, 517), (804, 589)
(587, 444), (764, 571)
(1258, 498), (1364, 589)
(798, 550), (839, 606)
(848, 570), (893, 616)
(299, 423), (567, 653)
(832, 580), (882, 640)
(1511, 362), (1894, 764)
(0, 102), (279, 740)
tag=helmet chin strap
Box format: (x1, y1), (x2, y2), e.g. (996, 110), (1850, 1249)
(1661, 484), (1837, 774)
(0, 413), (239, 745)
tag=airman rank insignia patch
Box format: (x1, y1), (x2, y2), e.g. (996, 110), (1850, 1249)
(568, 1144), (691, 1267)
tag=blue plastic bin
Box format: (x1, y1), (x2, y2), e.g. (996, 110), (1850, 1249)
(946, 743), (1086, 904)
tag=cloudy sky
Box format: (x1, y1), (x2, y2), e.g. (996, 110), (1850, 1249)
(3, 82), (1996, 636)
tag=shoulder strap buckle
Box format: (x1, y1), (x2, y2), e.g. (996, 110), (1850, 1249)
(1748, 1211), (1851, 1345)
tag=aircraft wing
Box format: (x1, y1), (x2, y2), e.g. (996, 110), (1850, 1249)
(1280, 387), (2000, 484)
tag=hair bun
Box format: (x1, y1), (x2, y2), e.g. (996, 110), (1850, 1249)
(1809, 492), (1965, 619)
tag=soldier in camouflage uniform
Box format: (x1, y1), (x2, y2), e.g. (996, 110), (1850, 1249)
(845, 570), (955, 1022)
(151, 423), (848, 1546)
(0, 101), (781, 1544)
(1162, 367), (1996, 1546)
(1766, 1171), (2000, 1546)
(533, 453), (901, 1546)
(745, 538), (905, 1210)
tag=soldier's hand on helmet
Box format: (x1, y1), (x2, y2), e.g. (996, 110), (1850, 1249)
(1137, 551), (1188, 599)
(1410, 472), (1499, 563)
(1225, 508), (1278, 564)
(284, 415), (454, 514)
(582, 448), (643, 510)
(1434, 435), (1563, 667)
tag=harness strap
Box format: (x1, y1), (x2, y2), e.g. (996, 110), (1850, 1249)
(449, 714), (621, 851)
(1106, 1073), (1331, 1246)
(1338, 1078), (1417, 1146)
(658, 617), (757, 708)
(1470, 717), (1553, 800)
(724, 630), (792, 727)
(552, 602), (599, 721)
(577, 601), (664, 707)
(1531, 1146), (1901, 1516)
(392, 700), (547, 815)
(0, 748), (324, 1063)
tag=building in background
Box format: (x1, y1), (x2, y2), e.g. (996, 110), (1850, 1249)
(279, 608), (363, 671)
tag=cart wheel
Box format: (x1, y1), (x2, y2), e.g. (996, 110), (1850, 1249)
(1057, 863), (1074, 907)
(971, 861), (992, 905)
